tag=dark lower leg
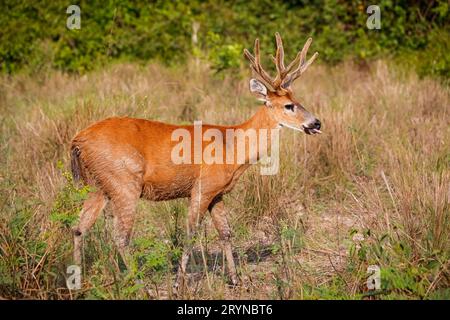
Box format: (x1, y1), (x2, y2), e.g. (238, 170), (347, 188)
(73, 191), (107, 265)
(174, 193), (211, 291)
(112, 214), (134, 272)
(174, 226), (200, 291)
(211, 200), (238, 285)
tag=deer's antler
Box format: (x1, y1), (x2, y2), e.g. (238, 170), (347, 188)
(243, 38), (275, 91)
(244, 33), (318, 94)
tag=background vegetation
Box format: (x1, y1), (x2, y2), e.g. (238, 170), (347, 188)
(0, 0), (449, 300)
(1, 0), (449, 79)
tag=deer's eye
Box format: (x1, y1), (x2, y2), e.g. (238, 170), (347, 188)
(284, 103), (295, 111)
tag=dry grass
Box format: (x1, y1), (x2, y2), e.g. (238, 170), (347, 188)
(0, 60), (449, 299)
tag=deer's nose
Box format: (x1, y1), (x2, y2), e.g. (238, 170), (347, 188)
(313, 119), (321, 130)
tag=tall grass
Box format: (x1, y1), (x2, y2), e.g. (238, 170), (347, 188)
(0, 60), (448, 299)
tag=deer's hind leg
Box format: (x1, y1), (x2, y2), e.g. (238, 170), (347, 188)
(73, 191), (108, 265)
(109, 186), (142, 271)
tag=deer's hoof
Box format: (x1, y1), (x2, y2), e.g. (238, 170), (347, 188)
(227, 274), (240, 287)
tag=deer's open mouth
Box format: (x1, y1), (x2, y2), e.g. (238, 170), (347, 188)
(303, 125), (322, 135)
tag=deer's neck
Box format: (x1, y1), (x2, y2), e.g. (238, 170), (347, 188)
(239, 106), (279, 132)
(230, 106), (280, 165)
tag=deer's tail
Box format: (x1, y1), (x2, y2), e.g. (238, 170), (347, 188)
(70, 145), (83, 184)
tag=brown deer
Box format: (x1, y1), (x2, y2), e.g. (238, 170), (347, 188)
(70, 33), (321, 289)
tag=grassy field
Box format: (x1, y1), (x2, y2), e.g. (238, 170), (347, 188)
(0, 60), (449, 299)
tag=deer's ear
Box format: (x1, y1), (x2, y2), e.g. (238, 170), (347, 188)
(249, 78), (268, 98)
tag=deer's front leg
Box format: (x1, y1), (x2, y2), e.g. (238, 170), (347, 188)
(174, 187), (213, 292)
(210, 199), (238, 285)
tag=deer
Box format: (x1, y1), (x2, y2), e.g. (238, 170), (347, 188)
(70, 33), (321, 291)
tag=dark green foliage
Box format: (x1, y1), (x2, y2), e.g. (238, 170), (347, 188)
(0, 1), (448, 77)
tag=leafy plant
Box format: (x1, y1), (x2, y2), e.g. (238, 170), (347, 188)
(50, 161), (90, 227)
(0, 0), (448, 80)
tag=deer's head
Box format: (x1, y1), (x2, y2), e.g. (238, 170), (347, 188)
(244, 33), (321, 134)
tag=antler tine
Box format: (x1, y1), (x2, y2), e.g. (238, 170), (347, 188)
(282, 37), (312, 76)
(273, 32), (285, 75)
(243, 49), (255, 65)
(300, 51), (319, 73)
(281, 37), (318, 88)
(299, 37), (313, 69)
(283, 51), (302, 76)
(244, 38), (274, 89)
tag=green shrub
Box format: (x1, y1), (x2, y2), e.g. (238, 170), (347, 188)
(0, 0), (448, 80)
(50, 161), (90, 228)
